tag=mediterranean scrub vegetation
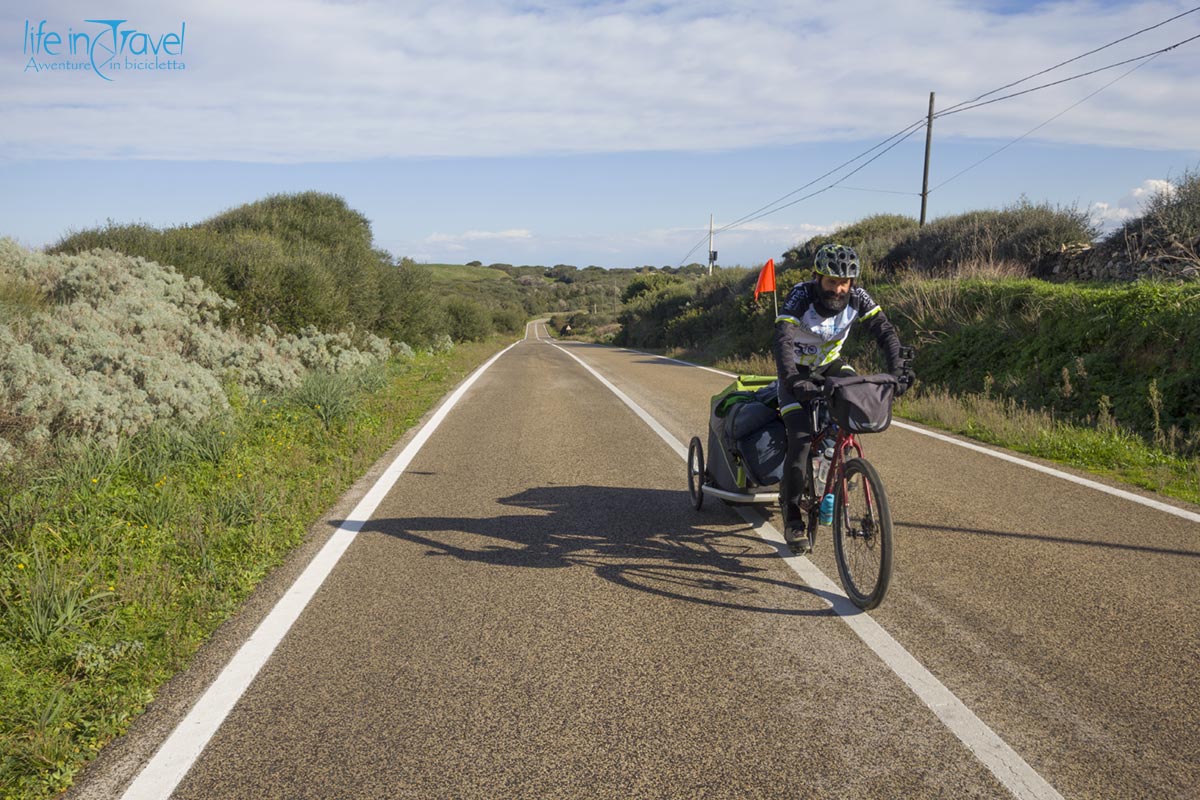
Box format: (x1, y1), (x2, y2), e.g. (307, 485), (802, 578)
(0, 191), (527, 798)
(618, 186), (1200, 503)
(50, 192), (526, 345)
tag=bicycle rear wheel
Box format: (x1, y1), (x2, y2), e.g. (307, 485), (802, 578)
(832, 457), (893, 609)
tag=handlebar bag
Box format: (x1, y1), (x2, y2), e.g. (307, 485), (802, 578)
(824, 374), (898, 434)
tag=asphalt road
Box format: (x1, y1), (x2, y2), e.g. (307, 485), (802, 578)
(75, 321), (1199, 799)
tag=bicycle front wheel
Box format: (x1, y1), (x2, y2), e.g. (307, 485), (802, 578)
(832, 457), (893, 610)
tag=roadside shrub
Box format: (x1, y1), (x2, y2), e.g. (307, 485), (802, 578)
(622, 273), (682, 303)
(443, 297), (493, 341)
(615, 267), (773, 357)
(376, 262), (446, 347)
(276, 326), (391, 373)
(0, 240), (394, 463)
(51, 193), (399, 336)
(490, 307), (525, 334)
(857, 277), (1200, 450)
(557, 310), (618, 340)
(879, 199), (1096, 274)
(782, 214), (919, 274)
(615, 280), (694, 348)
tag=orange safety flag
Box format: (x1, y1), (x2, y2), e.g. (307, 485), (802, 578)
(754, 258), (776, 300)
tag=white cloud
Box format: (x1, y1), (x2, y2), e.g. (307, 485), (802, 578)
(425, 229), (533, 244)
(1131, 179), (1176, 201)
(407, 218), (839, 266)
(1089, 177), (1177, 232)
(1088, 200), (1136, 230)
(4, 0), (1199, 161)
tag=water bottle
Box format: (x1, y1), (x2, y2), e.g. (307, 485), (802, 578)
(814, 442), (834, 486)
(819, 493), (835, 526)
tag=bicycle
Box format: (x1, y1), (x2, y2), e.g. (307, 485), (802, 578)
(795, 347), (913, 610)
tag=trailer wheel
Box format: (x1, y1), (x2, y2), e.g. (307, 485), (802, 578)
(687, 437), (705, 511)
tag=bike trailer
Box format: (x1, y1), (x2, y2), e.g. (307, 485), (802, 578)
(706, 375), (787, 493)
(824, 374), (899, 433)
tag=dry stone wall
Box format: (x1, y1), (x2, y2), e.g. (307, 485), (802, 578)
(1035, 235), (1200, 282)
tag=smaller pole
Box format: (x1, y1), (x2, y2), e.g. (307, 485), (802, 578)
(708, 214), (714, 275)
(920, 91), (935, 226)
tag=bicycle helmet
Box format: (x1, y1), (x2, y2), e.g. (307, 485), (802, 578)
(813, 243), (861, 279)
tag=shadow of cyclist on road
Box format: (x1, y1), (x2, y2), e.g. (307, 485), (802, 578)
(346, 484), (838, 616)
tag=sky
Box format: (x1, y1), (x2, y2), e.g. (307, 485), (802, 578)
(2, 0), (1198, 268)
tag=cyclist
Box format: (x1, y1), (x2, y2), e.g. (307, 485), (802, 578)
(772, 243), (910, 553)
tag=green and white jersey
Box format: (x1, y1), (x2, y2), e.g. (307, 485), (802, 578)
(774, 281), (883, 368)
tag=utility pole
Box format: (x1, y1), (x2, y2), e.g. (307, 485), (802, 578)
(920, 91), (935, 227)
(707, 214), (716, 275)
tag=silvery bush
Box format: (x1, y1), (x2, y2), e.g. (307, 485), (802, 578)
(0, 240), (409, 462)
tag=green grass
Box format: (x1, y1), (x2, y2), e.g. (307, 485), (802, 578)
(894, 386), (1200, 505)
(867, 276), (1200, 445)
(423, 264), (513, 283)
(0, 339), (508, 799)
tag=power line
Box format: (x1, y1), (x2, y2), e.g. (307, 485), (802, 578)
(734, 126), (926, 227)
(715, 119), (928, 232)
(935, 5), (1200, 117)
(676, 118), (926, 263)
(677, 118), (929, 264)
(836, 186), (922, 197)
(676, 10), (1200, 265)
(929, 55), (1159, 194)
(935, 31), (1200, 119)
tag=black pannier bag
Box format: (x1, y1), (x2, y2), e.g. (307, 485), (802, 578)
(823, 374), (898, 434)
(725, 401), (786, 486)
(707, 377), (785, 490)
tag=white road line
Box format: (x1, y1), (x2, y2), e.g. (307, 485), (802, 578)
(120, 342), (519, 800)
(553, 345), (686, 461)
(617, 347), (1200, 524)
(890, 421), (1200, 523)
(617, 348), (737, 377)
(552, 343), (1064, 800)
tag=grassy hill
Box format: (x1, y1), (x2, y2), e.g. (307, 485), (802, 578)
(424, 263), (515, 284)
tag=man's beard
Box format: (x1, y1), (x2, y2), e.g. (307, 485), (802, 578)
(818, 288), (849, 313)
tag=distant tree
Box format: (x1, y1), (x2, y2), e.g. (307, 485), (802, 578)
(548, 264), (578, 283)
(466, 260), (483, 267)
